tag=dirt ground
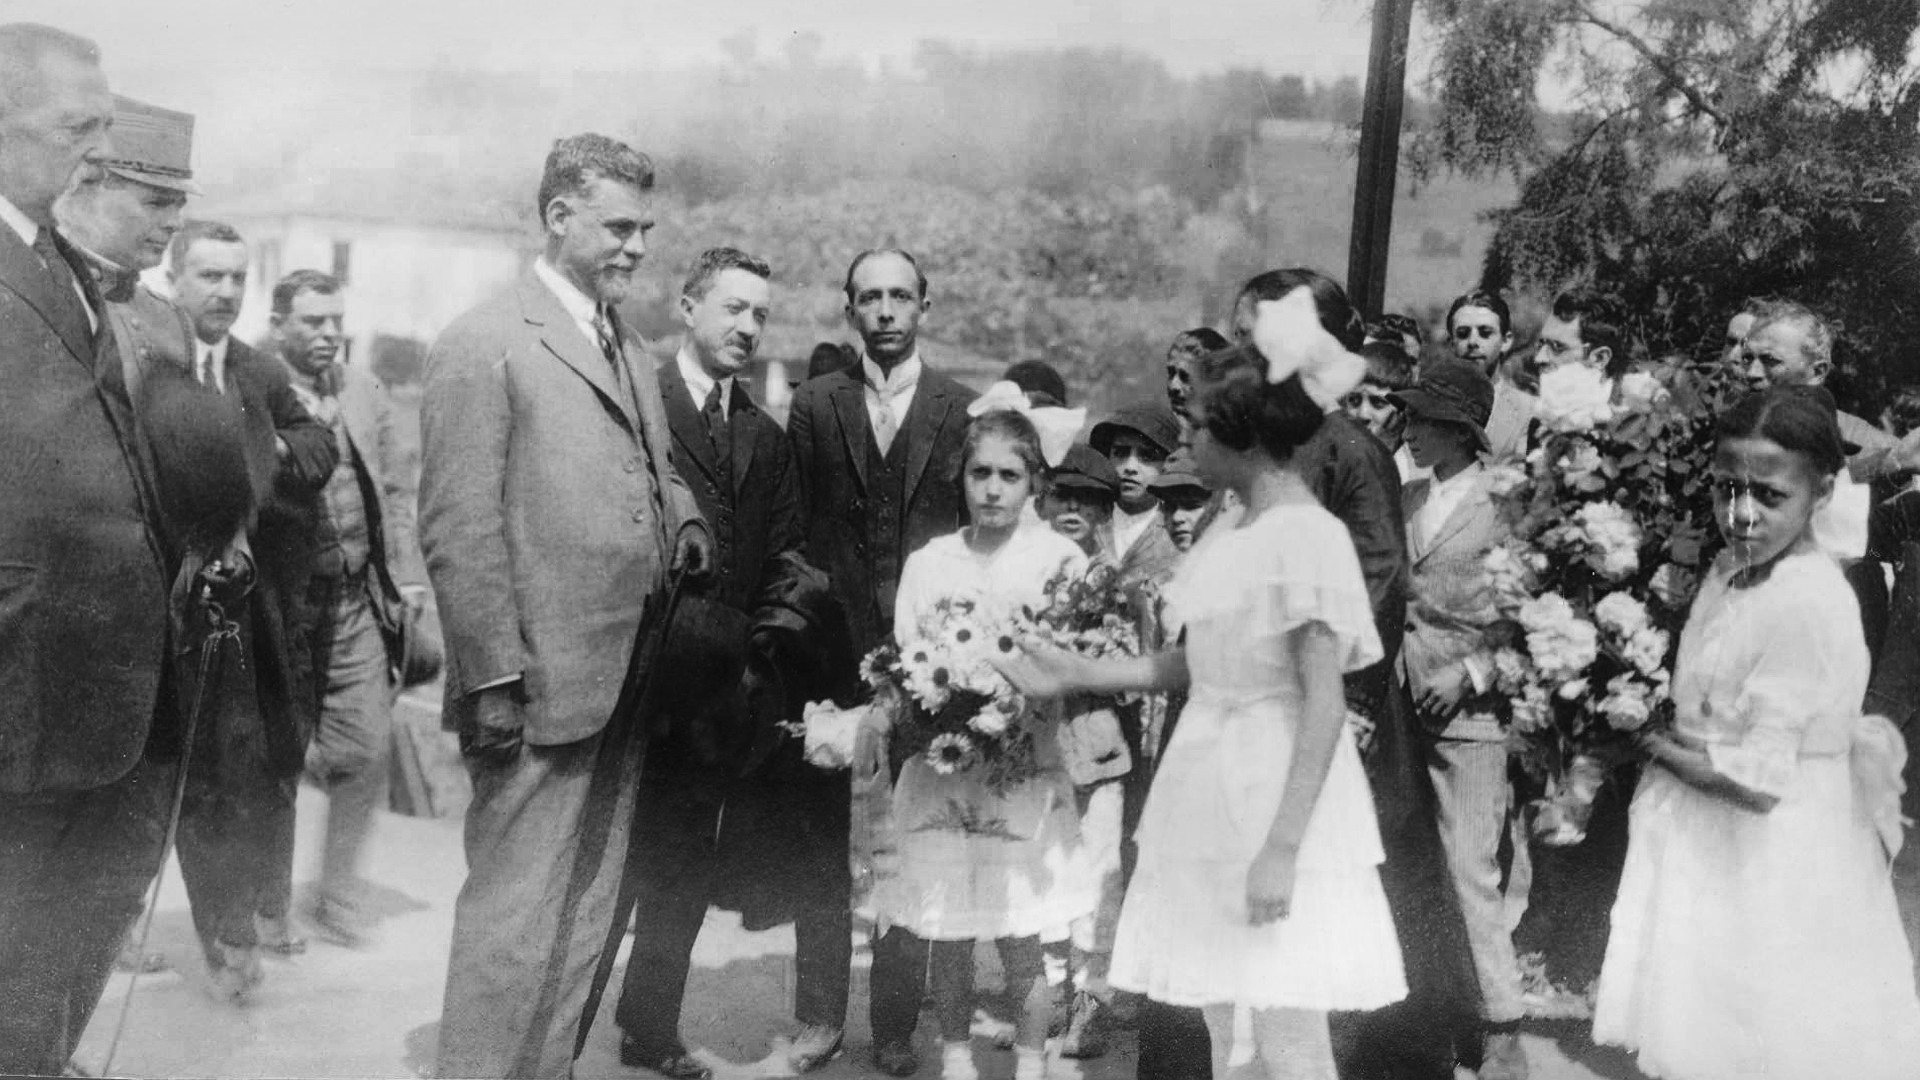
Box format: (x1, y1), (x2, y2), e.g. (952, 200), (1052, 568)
(70, 695), (1920, 1080)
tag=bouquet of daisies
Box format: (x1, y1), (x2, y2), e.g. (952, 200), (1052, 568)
(860, 596), (1044, 793)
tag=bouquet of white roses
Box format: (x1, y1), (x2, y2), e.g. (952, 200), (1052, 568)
(1484, 361), (1741, 843)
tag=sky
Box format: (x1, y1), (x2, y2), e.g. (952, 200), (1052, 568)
(22, 0), (1387, 83)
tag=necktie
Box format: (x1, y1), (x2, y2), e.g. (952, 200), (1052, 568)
(703, 381), (733, 482)
(197, 346), (218, 393)
(32, 228), (91, 343)
(593, 307), (622, 371)
(867, 370), (912, 456)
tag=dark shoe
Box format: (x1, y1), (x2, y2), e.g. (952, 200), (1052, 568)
(1059, 990), (1109, 1059)
(787, 1024), (843, 1073)
(254, 914), (307, 956)
(619, 1036), (712, 1080)
(873, 1039), (920, 1077)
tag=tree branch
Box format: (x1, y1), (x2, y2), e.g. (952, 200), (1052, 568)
(1573, 2), (1729, 128)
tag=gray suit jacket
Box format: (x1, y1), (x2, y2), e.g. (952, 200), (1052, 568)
(1401, 469), (1509, 739)
(418, 271), (704, 747)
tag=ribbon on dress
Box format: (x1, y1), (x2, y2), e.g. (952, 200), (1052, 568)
(1851, 712), (1910, 863)
(967, 380), (1086, 467)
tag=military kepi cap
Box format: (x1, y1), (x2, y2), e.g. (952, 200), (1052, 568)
(100, 95), (200, 196)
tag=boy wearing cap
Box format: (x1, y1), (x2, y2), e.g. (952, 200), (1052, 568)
(1040, 444), (1120, 557)
(1148, 450), (1209, 554)
(1395, 361), (1527, 1080)
(1088, 403), (1182, 593)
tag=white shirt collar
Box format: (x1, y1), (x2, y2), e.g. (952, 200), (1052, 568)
(1114, 503), (1157, 556)
(534, 255), (604, 348)
(198, 335), (231, 391)
(861, 351), (921, 394)
(0, 193), (39, 248)
(674, 342), (734, 419)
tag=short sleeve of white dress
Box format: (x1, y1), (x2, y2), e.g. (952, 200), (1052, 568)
(1166, 503), (1384, 695)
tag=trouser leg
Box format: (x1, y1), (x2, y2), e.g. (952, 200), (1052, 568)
(436, 730), (643, 1080)
(869, 925), (930, 1045)
(1428, 736), (1525, 1024)
(0, 755), (172, 1075)
(306, 583), (394, 915)
(614, 777), (720, 1051)
(793, 906), (852, 1028)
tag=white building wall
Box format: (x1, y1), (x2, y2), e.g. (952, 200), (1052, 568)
(220, 217), (532, 368)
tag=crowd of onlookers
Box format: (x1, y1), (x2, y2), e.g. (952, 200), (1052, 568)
(9, 17), (1920, 1080)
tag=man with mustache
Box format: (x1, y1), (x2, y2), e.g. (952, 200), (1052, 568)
(615, 246), (851, 1078)
(423, 133), (710, 1079)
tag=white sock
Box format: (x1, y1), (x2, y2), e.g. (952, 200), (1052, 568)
(942, 1043), (978, 1080)
(1014, 1045), (1046, 1080)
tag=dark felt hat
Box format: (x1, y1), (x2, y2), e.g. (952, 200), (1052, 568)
(1048, 444), (1120, 499)
(651, 596), (756, 770)
(1391, 361), (1495, 451)
(1148, 449), (1207, 495)
(1090, 401), (1181, 459)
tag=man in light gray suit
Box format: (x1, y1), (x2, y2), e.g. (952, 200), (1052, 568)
(1396, 360), (1525, 1080)
(421, 133), (711, 1080)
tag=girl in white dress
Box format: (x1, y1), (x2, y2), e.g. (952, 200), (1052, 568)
(872, 408), (1096, 1080)
(1593, 387), (1920, 1080)
(1003, 346), (1407, 1080)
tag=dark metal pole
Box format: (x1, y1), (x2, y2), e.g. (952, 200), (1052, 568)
(1347, 0), (1416, 320)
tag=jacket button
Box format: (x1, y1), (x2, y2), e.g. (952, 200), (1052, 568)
(624, 460), (637, 473)
(631, 509), (645, 523)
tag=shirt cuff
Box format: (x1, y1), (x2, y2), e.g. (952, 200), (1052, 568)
(1461, 653), (1492, 696)
(468, 674), (521, 695)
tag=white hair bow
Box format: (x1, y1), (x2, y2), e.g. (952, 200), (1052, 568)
(966, 380), (1087, 467)
(1253, 287), (1369, 407)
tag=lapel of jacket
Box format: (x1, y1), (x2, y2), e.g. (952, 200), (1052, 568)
(657, 355), (721, 485)
(1412, 473), (1492, 567)
(618, 322), (677, 515)
(902, 371), (955, 507)
(727, 381), (759, 500)
(830, 371), (870, 494)
(518, 274), (639, 433)
(1402, 477), (1434, 565)
(0, 224), (94, 368)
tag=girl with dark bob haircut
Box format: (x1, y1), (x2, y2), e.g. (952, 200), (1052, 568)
(1713, 384), (1847, 479)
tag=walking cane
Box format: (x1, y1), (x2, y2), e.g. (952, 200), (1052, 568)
(96, 575), (243, 1079)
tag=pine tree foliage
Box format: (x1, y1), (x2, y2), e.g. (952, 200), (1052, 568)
(1413, 0), (1920, 401)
